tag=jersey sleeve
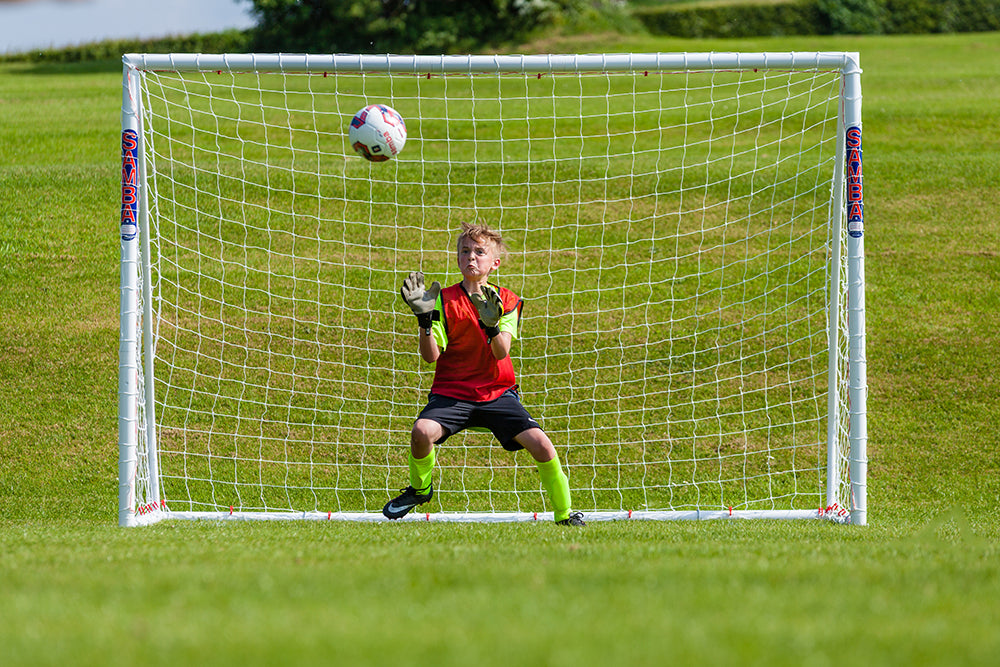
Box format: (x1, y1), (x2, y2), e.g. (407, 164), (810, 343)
(498, 295), (521, 340)
(431, 292), (448, 351)
(497, 309), (517, 340)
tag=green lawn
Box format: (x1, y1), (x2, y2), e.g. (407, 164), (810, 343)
(1, 31), (999, 666)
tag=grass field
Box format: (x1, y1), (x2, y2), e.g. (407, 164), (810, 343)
(1, 31), (999, 666)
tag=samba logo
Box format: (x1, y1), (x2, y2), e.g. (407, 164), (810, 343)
(846, 126), (863, 238)
(121, 129), (139, 241)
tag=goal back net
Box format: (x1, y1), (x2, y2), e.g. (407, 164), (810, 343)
(118, 53), (867, 526)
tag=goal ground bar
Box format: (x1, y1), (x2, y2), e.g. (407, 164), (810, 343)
(126, 508), (845, 526)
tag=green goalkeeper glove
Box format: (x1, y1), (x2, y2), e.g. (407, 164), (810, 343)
(400, 271), (440, 332)
(470, 285), (503, 339)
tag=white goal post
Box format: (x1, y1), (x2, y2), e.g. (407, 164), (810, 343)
(118, 52), (867, 527)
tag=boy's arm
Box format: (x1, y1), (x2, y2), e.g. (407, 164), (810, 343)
(488, 331), (512, 360)
(418, 324), (441, 362)
(400, 271), (442, 363)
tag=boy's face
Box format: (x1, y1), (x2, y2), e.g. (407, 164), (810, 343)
(457, 235), (501, 281)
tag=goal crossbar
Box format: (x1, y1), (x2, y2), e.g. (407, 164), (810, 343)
(118, 51), (867, 527)
(122, 51), (856, 73)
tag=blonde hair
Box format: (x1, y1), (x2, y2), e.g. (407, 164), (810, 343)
(456, 221), (506, 256)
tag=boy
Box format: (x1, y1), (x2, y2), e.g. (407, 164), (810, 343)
(384, 221), (585, 526)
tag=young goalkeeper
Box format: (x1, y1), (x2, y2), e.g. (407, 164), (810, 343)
(384, 221), (585, 526)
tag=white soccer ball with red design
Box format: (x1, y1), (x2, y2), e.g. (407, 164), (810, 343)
(349, 104), (407, 162)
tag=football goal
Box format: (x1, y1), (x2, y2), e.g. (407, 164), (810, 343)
(118, 52), (867, 527)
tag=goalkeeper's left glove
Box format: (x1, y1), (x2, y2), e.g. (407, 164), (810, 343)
(470, 285), (503, 340)
(400, 271), (440, 333)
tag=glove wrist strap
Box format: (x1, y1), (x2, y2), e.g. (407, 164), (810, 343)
(416, 310), (441, 335)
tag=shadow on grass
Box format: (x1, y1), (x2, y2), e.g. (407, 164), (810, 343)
(1, 59), (124, 75)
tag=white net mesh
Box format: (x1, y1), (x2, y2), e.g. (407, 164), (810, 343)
(128, 55), (852, 519)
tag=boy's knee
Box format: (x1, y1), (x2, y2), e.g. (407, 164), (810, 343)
(515, 427), (555, 461)
(411, 419), (443, 456)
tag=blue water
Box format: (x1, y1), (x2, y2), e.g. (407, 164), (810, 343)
(0, 0), (256, 55)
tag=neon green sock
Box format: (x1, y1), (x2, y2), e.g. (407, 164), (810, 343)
(536, 453), (572, 522)
(409, 449), (435, 494)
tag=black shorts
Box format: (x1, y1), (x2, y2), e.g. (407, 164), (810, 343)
(416, 387), (540, 451)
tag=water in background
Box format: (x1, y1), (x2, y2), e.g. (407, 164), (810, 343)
(0, 0), (255, 55)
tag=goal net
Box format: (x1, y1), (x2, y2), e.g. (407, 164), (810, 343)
(118, 53), (867, 526)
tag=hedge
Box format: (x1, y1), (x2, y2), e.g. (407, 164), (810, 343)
(633, 0), (1000, 37)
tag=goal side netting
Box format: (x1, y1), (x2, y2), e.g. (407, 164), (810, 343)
(117, 53), (867, 527)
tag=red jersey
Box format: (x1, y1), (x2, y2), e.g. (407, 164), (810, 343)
(430, 283), (523, 402)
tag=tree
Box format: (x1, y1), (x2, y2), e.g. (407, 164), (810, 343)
(240, 0), (628, 54)
(244, 0), (531, 53)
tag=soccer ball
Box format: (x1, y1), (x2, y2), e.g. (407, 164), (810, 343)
(349, 104), (407, 162)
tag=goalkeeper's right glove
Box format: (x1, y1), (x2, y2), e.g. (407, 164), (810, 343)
(400, 271), (441, 333)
